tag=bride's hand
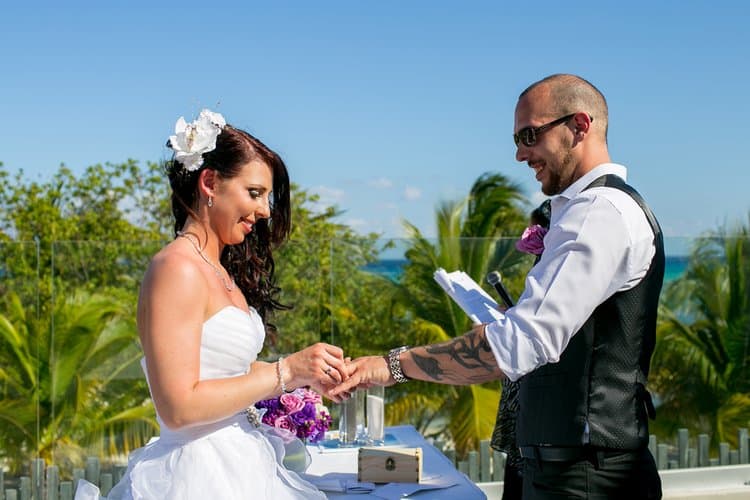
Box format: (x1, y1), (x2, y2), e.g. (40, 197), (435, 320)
(283, 343), (348, 393)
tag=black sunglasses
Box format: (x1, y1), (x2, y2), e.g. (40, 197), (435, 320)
(514, 113), (592, 147)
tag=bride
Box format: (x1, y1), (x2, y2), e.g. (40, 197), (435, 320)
(76, 110), (347, 499)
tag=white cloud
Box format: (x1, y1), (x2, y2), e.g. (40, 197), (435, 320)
(368, 177), (393, 189)
(307, 185), (346, 213)
(311, 185), (345, 203)
(341, 217), (368, 229)
(403, 186), (422, 201)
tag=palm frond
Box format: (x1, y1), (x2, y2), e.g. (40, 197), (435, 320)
(654, 219), (750, 452)
(446, 384), (501, 456)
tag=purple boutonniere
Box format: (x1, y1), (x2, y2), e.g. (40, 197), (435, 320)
(515, 224), (547, 255)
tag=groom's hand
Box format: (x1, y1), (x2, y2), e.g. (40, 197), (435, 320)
(328, 355), (395, 399)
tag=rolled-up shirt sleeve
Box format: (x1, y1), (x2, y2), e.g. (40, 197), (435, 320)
(486, 192), (636, 381)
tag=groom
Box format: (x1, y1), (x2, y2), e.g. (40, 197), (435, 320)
(331, 74), (664, 500)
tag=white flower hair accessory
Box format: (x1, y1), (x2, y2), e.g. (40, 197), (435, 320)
(167, 109), (227, 172)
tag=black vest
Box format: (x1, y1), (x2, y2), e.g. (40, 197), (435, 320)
(516, 175), (664, 450)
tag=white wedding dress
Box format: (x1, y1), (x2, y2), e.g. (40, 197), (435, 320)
(75, 306), (326, 500)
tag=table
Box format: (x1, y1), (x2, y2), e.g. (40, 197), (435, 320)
(302, 425), (487, 499)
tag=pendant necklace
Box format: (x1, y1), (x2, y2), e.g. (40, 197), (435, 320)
(177, 231), (236, 292)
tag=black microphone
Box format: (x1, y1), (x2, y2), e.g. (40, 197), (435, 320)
(486, 271), (514, 308)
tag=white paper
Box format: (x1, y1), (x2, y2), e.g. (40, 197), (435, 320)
(301, 472), (376, 493)
(371, 474), (460, 499)
(433, 268), (503, 324)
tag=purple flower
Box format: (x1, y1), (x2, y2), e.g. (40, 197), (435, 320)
(279, 392), (305, 414)
(273, 414), (297, 434)
(290, 408), (310, 427)
(516, 224), (547, 255)
(256, 398), (281, 412)
(261, 409), (282, 426)
(302, 390), (322, 404)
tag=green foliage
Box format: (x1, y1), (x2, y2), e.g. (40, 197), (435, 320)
(0, 290), (156, 474)
(0, 160), (170, 306)
(0, 161), (167, 469)
(0, 160), (405, 469)
(393, 172), (529, 457)
(652, 215), (750, 449)
(271, 186), (398, 356)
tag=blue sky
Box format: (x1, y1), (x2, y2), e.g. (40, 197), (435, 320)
(2, 1), (748, 239)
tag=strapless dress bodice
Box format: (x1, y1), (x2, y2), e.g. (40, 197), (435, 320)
(141, 306), (266, 442)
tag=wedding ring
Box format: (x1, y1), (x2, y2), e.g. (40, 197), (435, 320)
(324, 366), (332, 376)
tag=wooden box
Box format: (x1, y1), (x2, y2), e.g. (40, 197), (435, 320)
(358, 446), (422, 483)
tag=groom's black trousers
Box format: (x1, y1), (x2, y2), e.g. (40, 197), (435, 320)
(520, 446), (662, 499)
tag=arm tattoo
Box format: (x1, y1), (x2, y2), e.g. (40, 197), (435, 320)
(412, 353), (445, 380)
(413, 329), (498, 383)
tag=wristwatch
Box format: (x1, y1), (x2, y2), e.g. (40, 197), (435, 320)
(387, 346), (411, 383)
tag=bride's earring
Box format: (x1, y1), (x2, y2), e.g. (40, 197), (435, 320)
(208, 196), (214, 208)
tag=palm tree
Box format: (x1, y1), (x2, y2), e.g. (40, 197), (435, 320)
(391, 172), (529, 456)
(651, 215), (750, 449)
(0, 290), (157, 473)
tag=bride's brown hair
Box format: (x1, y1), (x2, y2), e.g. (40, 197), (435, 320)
(166, 124), (291, 328)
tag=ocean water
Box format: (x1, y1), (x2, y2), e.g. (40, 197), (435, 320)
(663, 256), (689, 283)
(363, 256), (689, 283)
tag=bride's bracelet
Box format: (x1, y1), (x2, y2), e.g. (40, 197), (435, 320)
(276, 356), (294, 393)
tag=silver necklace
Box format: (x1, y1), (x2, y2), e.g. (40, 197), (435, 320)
(177, 231), (236, 292)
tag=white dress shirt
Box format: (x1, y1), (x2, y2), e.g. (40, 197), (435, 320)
(486, 163), (657, 382)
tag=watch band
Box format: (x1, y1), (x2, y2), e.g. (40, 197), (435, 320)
(387, 346), (411, 383)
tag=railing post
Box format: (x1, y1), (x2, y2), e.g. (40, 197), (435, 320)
(492, 451), (505, 481)
(114, 465), (127, 484)
(59, 482), (73, 500)
(457, 460), (469, 476)
(698, 434), (709, 467)
(648, 434), (657, 459)
(657, 443), (669, 470)
(444, 449), (456, 466)
(19, 476), (30, 500)
(46, 466), (59, 500)
(72, 469), (84, 495)
(18, 476), (30, 500)
(99, 473), (113, 497)
(468, 451), (479, 482)
(739, 428), (748, 464)
(688, 447), (697, 468)
(31, 459), (45, 500)
(677, 428), (689, 468)
(480, 440), (491, 482)
(84, 458), (100, 486)
(719, 442), (730, 465)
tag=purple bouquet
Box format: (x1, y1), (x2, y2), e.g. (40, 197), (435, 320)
(254, 388), (332, 443)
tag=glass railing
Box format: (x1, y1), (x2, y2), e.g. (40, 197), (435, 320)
(1, 234), (747, 477)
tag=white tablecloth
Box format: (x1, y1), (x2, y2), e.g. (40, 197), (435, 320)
(301, 425), (487, 499)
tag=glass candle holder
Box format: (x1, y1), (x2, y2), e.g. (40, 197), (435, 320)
(366, 386), (385, 445)
(339, 389), (365, 445)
